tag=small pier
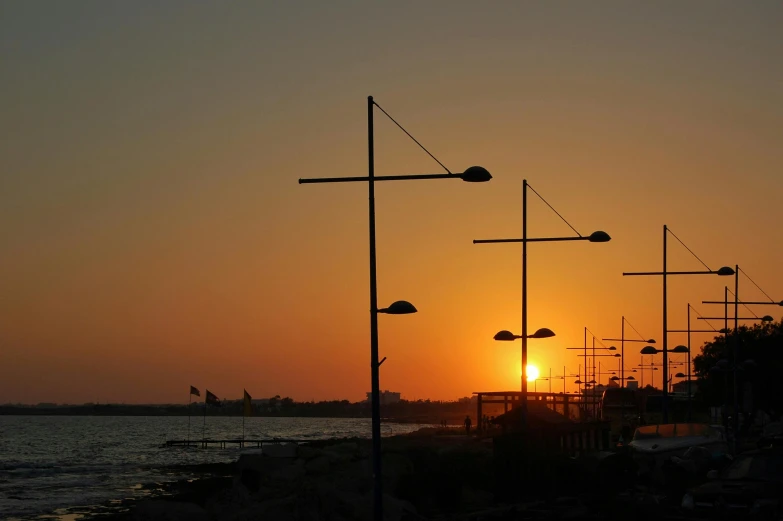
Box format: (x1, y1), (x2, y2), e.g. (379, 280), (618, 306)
(164, 438), (309, 449)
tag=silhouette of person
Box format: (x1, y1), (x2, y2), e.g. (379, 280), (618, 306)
(464, 415), (472, 435)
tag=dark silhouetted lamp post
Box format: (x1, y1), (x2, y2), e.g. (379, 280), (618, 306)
(474, 183), (608, 424)
(299, 96), (492, 521)
(603, 316), (656, 389)
(623, 224), (734, 423)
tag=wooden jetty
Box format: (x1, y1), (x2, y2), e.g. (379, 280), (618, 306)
(164, 438), (310, 449)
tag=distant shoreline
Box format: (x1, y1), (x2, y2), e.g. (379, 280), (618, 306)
(0, 411), (449, 424)
(0, 403), (477, 424)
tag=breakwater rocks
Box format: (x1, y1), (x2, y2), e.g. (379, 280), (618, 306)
(128, 435), (496, 521)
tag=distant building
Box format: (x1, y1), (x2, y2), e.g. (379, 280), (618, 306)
(365, 390), (401, 404)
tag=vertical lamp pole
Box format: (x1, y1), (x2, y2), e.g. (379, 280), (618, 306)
(623, 224), (734, 423)
(602, 318), (655, 389)
(301, 96), (492, 521)
(522, 180), (528, 397)
(474, 182), (610, 424)
(733, 265), (739, 453)
(366, 98), (382, 518)
(687, 303), (692, 420)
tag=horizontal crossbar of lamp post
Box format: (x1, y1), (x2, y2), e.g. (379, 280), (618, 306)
(299, 167), (492, 185)
(702, 300), (783, 306)
(667, 329), (728, 333)
(697, 316), (773, 322)
(473, 231), (610, 245)
(623, 268), (735, 276)
(602, 338), (656, 343)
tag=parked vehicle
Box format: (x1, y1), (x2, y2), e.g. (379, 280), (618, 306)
(681, 447), (783, 519)
(600, 387), (643, 443)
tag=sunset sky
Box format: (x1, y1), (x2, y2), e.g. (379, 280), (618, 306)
(1, 1), (781, 404)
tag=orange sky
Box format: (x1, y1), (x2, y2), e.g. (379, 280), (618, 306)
(1, 2), (782, 404)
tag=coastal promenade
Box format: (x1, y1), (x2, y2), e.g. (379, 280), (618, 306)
(164, 438), (309, 449)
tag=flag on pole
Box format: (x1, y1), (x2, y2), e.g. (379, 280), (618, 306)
(190, 386), (200, 397)
(205, 390), (221, 406)
(243, 390), (252, 417)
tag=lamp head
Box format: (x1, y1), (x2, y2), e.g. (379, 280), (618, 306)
(761, 315), (774, 323)
(610, 376), (620, 381)
(716, 266), (735, 276)
(647, 339), (657, 344)
(627, 375), (636, 380)
(588, 379), (596, 384)
(640, 346), (658, 355)
(608, 346), (617, 351)
(529, 327), (556, 339)
(574, 379), (583, 384)
(378, 300), (418, 315)
(675, 372), (686, 378)
(613, 353), (621, 357)
(493, 330), (519, 342)
(588, 231), (611, 243)
(671, 345), (689, 354)
(459, 166), (492, 183)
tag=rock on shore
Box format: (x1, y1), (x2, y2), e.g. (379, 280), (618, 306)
(128, 435), (495, 521)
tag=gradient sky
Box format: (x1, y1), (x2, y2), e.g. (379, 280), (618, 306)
(1, 1), (781, 404)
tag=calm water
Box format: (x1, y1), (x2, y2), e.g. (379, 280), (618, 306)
(0, 416), (431, 520)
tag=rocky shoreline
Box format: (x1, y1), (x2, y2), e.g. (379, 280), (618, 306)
(49, 429), (686, 521)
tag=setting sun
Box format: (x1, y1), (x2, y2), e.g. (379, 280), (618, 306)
(526, 365), (540, 382)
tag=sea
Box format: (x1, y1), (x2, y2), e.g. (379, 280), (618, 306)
(0, 415), (433, 520)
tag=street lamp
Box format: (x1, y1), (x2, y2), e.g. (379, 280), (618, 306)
(494, 328), (556, 396)
(300, 96), (492, 521)
(473, 180), (610, 423)
(603, 316), (656, 388)
(494, 328), (556, 341)
(623, 224), (734, 423)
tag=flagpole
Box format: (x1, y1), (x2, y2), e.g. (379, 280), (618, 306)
(187, 391), (192, 444)
(202, 400), (207, 448)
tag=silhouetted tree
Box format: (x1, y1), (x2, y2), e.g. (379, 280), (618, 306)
(693, 318), (783, 425)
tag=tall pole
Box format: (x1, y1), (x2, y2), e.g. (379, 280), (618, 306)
(733, 265), (739, 453)
(563, 365), (566, 395)
(368, 95), (384, 521)
(202, 401), (207, 446)
(187, 392), (192, 444)
(641, 356), (644, 388)
(521, 180), (528, 421)
(621, 317), (625, 387)
(583, 327), (587, 415)
(662, 225), (669, 423)
(549, 367), (552, 394)
(687, 303), (692, 421)
(724, 286), (729, 434)
(592, 336), (596, 418)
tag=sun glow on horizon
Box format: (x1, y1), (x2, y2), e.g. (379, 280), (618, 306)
(526, 365), (540, 382)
